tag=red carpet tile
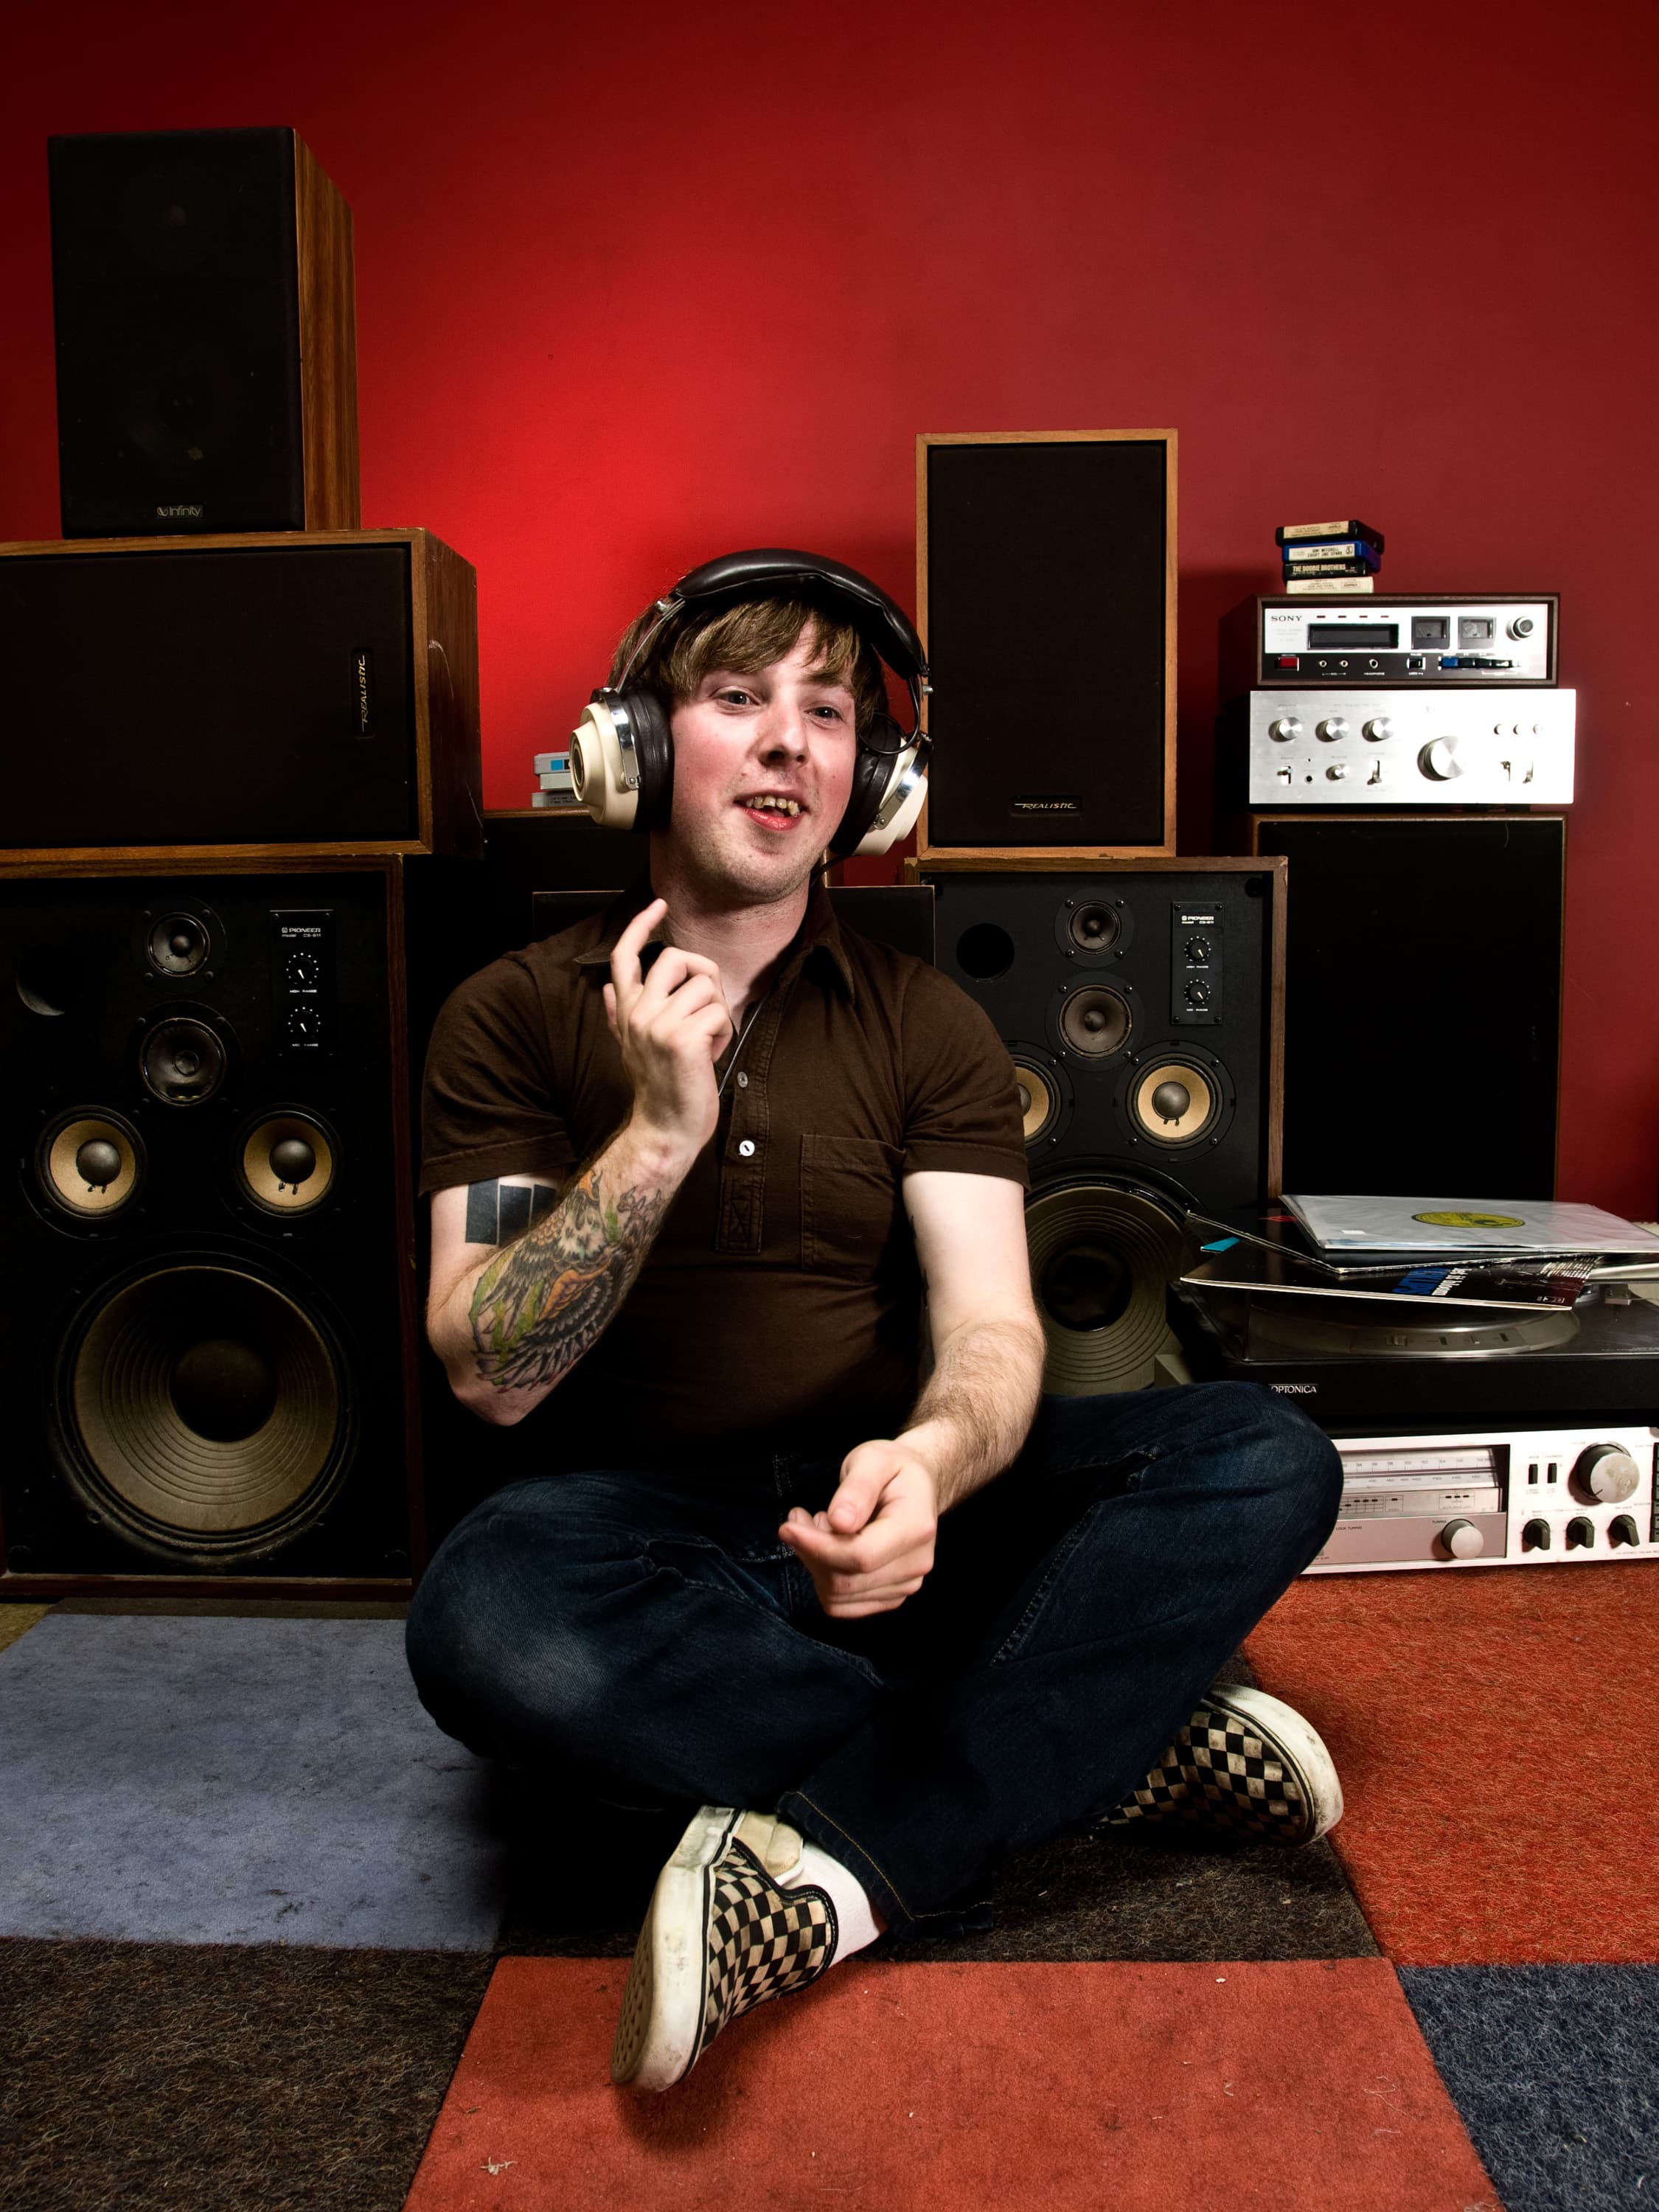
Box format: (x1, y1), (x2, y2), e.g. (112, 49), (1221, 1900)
(1245, 1562), (1659, 1966)
(403, 1956), (1495, 2212)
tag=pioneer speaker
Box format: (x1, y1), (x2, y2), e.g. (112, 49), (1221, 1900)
(1252, 815), (1564, 1197)
(0, 859), (425, 1595)
(0, 531), (481, 861)
(917, 432), (1176, 860)
(922, 860), (1283, 1391)
(49, 127), (358, 538)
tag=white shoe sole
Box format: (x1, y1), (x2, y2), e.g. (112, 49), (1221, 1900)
(611, 1805), (740, 2091)
(1204, 1683), (1344, 1843)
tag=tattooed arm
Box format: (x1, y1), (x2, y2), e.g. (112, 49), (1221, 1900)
(425, 897), (734, 1425)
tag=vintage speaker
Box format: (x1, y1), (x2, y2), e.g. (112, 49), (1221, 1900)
(0, 858), (425, 1595)
(0, 531), (481, 862)
(922, 860), (1283, 1392)
(1251, 815), (1564, 1197)
(49, 127), (358, 538)
(917, 431), (1177, 860)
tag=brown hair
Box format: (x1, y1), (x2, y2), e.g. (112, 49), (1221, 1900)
(608, 594), (888, 739)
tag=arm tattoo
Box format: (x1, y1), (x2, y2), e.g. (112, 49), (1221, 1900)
(467, 1163), (669, 1394)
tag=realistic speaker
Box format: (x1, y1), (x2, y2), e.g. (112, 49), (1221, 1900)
(0, 859), (425, 1595)
(0, 531), (481, 861)
(917, 431), (1176, 859)
(49, 127), (358, 538)
(1251, 815), (1564, 1197)
(922, 860), (1282, 1391)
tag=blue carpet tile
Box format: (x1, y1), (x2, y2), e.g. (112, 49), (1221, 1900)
(0, 1614), (507, 1950)
(1402, 1966), (1659, 2212)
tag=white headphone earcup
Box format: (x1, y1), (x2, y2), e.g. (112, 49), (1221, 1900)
(570, 700), (640, 830)
(848, 739), (931, 857)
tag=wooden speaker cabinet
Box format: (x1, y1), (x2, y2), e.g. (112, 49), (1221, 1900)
(916, 431), (1178, 864)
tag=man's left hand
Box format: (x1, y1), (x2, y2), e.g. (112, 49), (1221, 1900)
(779, 1441), (939, 1618)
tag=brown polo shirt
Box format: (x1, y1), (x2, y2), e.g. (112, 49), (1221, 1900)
(419, 879), (1028, 1469)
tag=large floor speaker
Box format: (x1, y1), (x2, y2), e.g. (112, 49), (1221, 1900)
(49, 127), (358, 538)
(0, 531), (480, 862)
(923, 860), (1284, 1391)
(1252, 815), (1564, 1197)
(917, 431), (1176, 860)
(0, 860), (424, 1596)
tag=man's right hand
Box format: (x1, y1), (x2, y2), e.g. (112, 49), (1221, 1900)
(603, 897), (735, 1164)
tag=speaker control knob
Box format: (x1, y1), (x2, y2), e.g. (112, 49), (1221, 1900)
(1565, 1516), (1596, 1550)
(75, 1138), (122, 1190)
(1184, 981), (1211, 1009)
(269, 1138), (318, 1190)
(1420, 738), (1462, 780)
(1268, 717), (1302, 742)
(1610, 1514), (1641, 1548)
(1573, 1442), (1640, 1503)
(1441, 1518), (1484, 1559)
(1363, 716), (1394, 741)
(1521, 1519), (1551, 1551)
(1315, 717), (1348, 742)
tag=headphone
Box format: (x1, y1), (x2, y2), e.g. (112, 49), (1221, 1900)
(567, 549), (932, 858)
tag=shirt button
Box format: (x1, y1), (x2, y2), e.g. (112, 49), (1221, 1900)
(737, 1139), (756, 1158)
(736, 1072), (748, 1088)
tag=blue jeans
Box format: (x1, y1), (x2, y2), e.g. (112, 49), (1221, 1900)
(406, 1382), (1341, 1935)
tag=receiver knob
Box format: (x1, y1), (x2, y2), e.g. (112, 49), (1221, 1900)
(1507, 616), (1535, 639)
(1315, 717), (1349, 742)
(1521, 1519), (1551, 1551)
(1326, 763), (1349, 780)
(1609, 1515), (1641, 1548)
(1573, 1443), (1639, 1503)
(1565, 1516), (1596, 1550)
(1419, 738), (1463, 780)
(1268, 716), (1302, 742)
(1363, 716), (1394, 741)
(1440, 1518), (1484, 1559)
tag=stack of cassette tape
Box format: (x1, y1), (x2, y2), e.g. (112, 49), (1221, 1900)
(1276, 516), (1383, 595)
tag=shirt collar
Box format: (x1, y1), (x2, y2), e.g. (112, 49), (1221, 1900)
(571, 876), (856, 1001)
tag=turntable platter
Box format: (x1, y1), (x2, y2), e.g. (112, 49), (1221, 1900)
(1247, 1298), (1582, 1360)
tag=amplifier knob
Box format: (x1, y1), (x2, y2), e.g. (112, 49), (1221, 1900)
(1269, 716), (1302, 741)
(1508, 616), (1536, 639)
(1521, 1518), (1552, 1551)
(1326, 763), (1349, 780)
(1565, 1516), (1596, 1550)
(1609, 1515), (1641, 1548)
(1315, 717), (1348, 742)
(1363, 716), (1394, 741)
(1419, 737), (1462, 780)
(1440, 1518), (1484, 1559)
(1573, 1443), (1640, 1503)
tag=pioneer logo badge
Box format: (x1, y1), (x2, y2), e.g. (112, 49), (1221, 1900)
(1012, 795), (1082, 815)
(352, 648), (376, 738)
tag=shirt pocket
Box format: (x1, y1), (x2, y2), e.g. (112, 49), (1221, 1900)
(800, 1133), (905, 1278)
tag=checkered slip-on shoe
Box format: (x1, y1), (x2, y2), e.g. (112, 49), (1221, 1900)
(611, 1806), (839, 2091)
(1099, 1683), (1343, 1846)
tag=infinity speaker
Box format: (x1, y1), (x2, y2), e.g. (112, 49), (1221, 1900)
(0, 860), (422, 1593)
(49, 127), (358, 537)
(917, 432), (1176, 858)
(0, 530), (481, 860)
(1252, 815), (1563, 1196)
(925, 860), (1282, 1395)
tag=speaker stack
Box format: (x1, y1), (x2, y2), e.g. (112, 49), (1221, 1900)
(908, 431), (1284, 1394)
(0, 129), (482, 1598)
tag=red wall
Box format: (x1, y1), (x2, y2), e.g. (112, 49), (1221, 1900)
(3, 0), (1656, 1208)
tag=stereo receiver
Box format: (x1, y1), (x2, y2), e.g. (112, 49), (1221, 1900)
(1231, 686), (1576, 807)
(1222, 594), (1558, 695)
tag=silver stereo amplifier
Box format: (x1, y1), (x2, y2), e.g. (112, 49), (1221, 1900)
(1222, 594), (1558, 692)
(1242, 687), (1575, 806)
(1307, 1426), (1656, 1575)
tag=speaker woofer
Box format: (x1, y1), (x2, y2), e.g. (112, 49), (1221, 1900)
(1024, 1180), (1195, 1392)
(1129, 1059), (1218, 1145)
(38, 1108), (146, 1220)
(237, 1112), (338, 1215)
(1009, 1047), (1068, 1147)
(63, 1262), (345, 1559)
(1057, 984), (1133, 1059)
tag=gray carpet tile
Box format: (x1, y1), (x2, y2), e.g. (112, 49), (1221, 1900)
(0, 1614), (506, 1950)
(1402, 1966), (1659, 2212)
(0, 1938), (493, 2212)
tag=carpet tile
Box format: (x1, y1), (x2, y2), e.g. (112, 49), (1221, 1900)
(1402, 1966), (1659, 2212)
(405, 1957), (1498, 2212)
(0, 1613), (507, 1950)
(1244, 1562), (1659, 1964)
